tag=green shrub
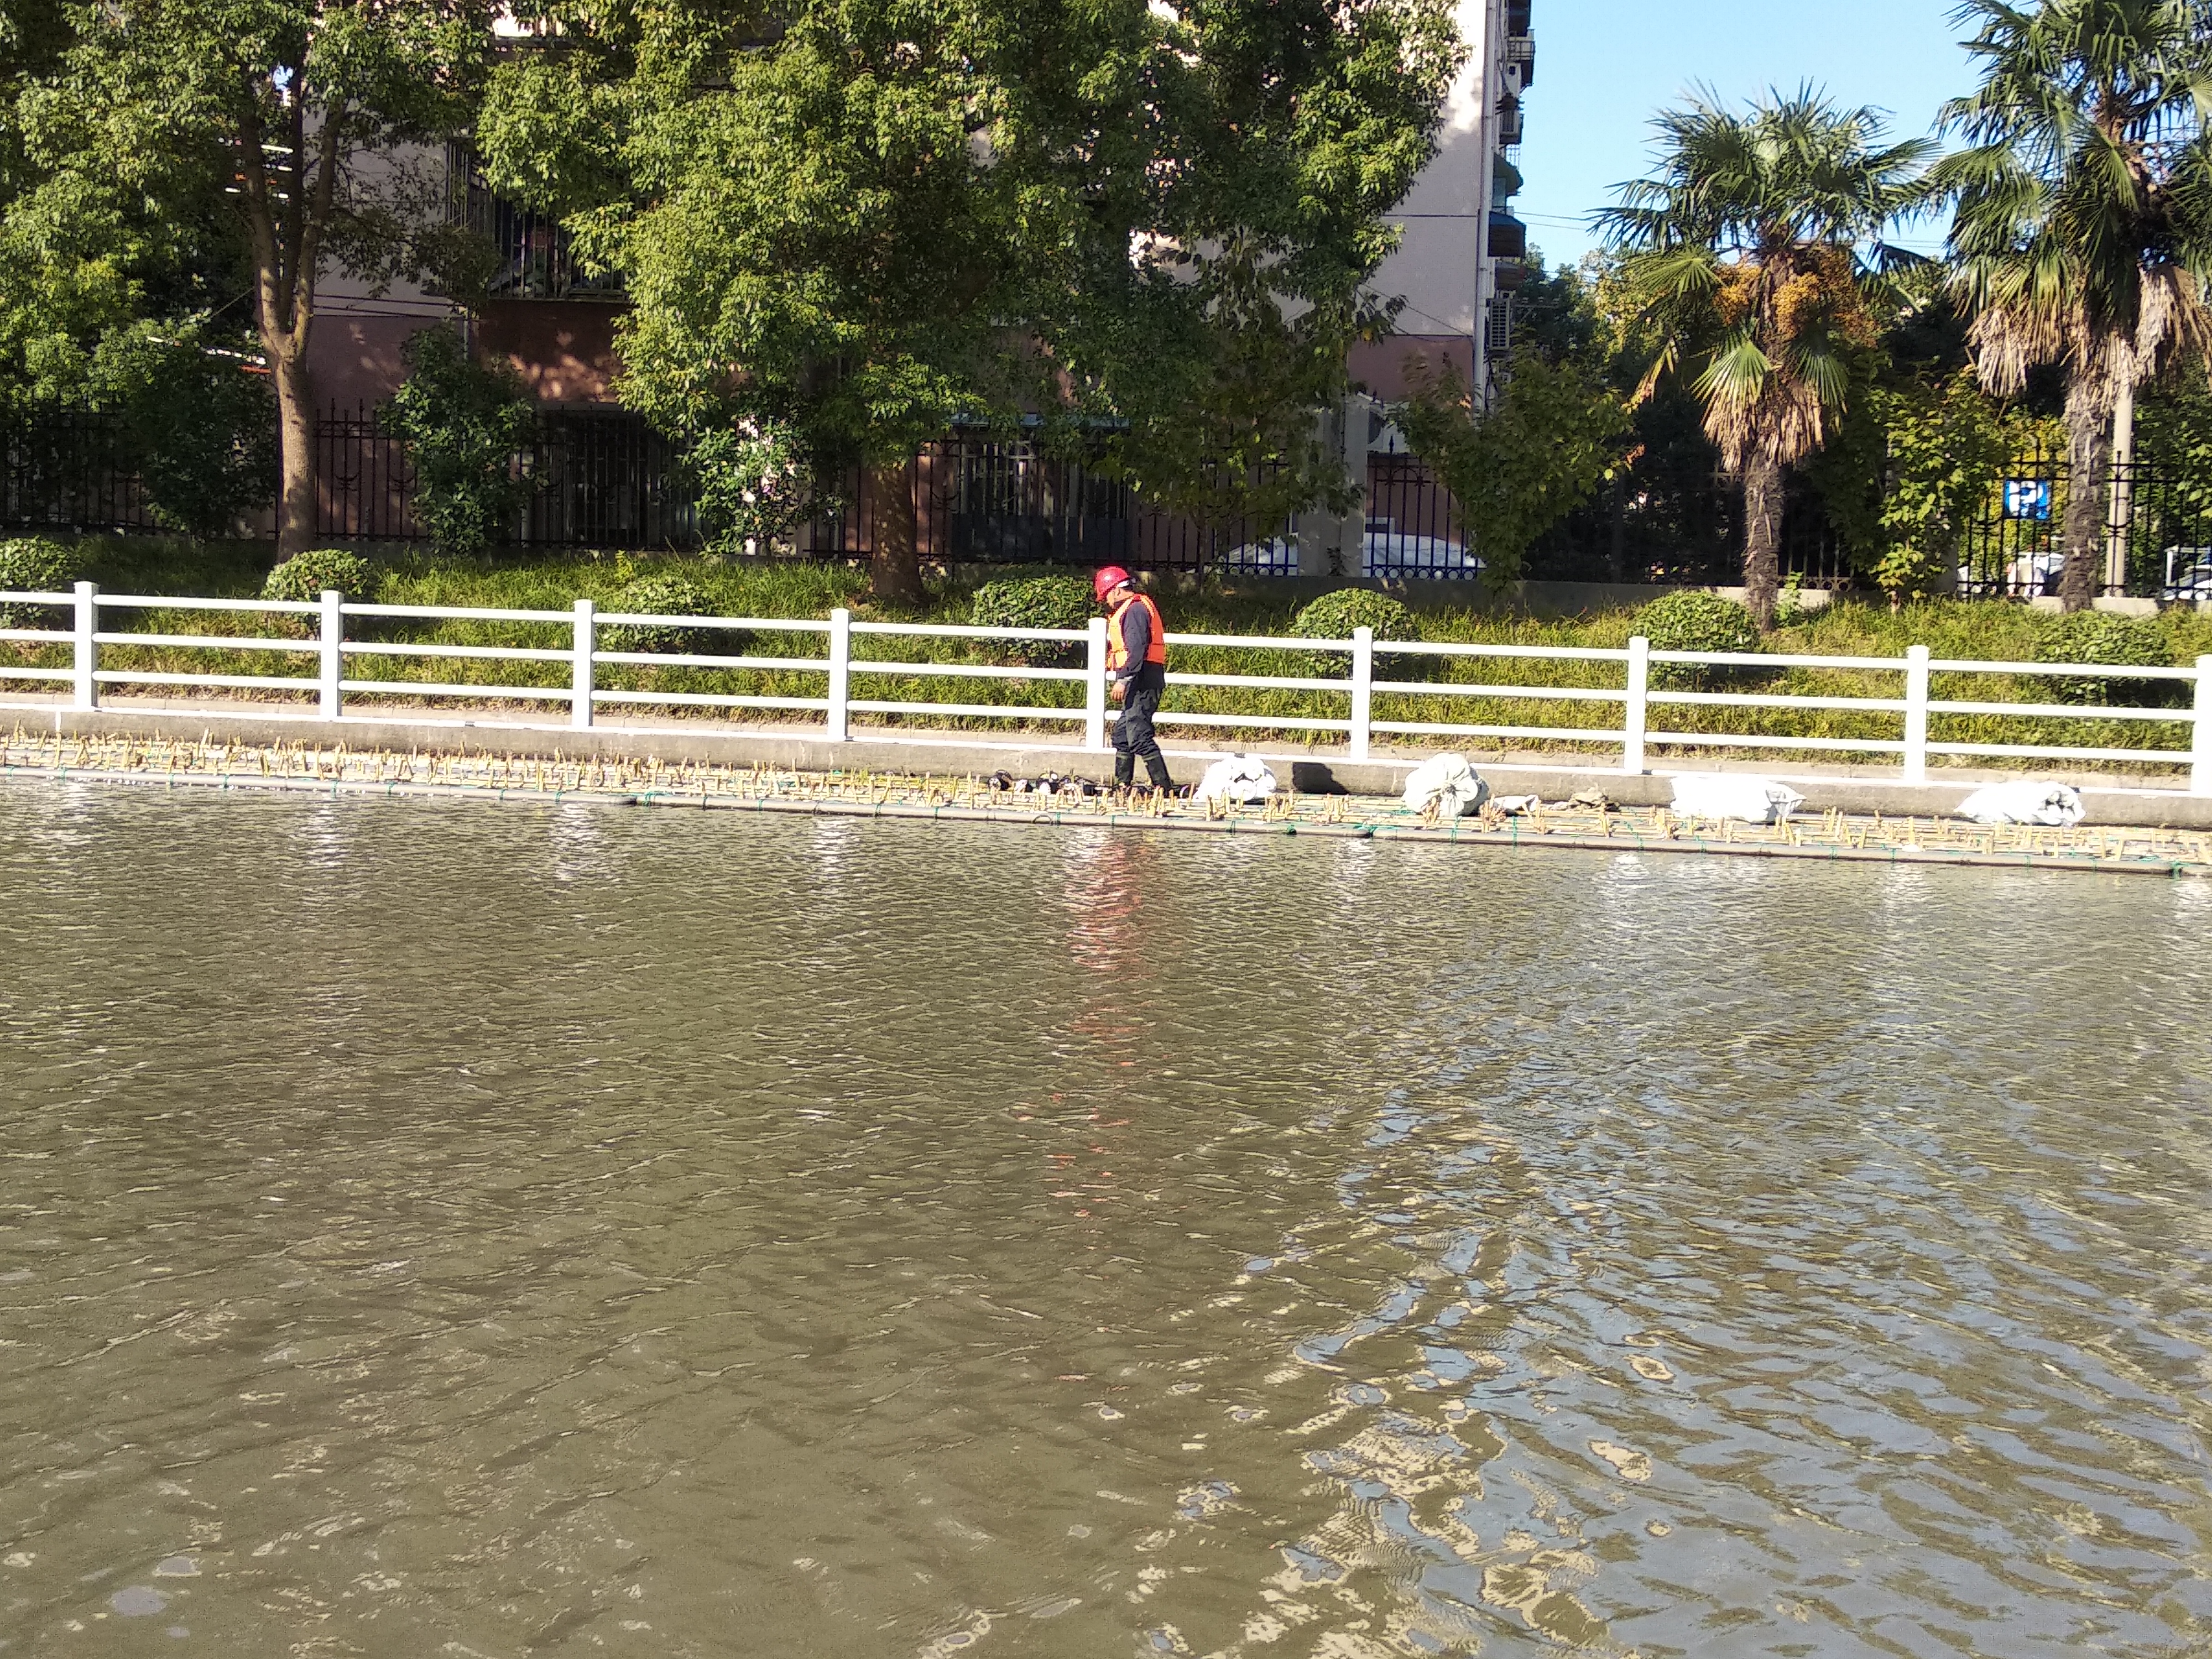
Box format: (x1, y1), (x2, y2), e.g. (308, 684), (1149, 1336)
(264, 548), (376, 603)
(0, 538), (83, 627)
(127, 333), (278, 536)
(1292, 587), (1420, 676)
(972, 575), (1094, 665)
(692, 416), (815, 555)
(385, 328), (535, 557)
(262, 549), (377, 639)
(1634, 590), (1763, 689)
(600, 574), (739, 655)
(2034, 611), (2183, 707)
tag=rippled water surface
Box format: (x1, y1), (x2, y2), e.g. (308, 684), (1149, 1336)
(2, 785), (2209, 1658)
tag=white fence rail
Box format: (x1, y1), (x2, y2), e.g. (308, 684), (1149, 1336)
(4, 582), (2210, 794)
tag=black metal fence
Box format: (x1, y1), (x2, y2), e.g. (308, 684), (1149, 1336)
(10, 404), (2209, 596)
(313, 405), (696, 547)
(1957, 444), (2212, 599)
(799, 438), (1295, 573)
(1526, 466), (1849, 588)
(1, 411), (162, 534)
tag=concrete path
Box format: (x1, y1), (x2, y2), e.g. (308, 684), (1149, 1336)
(4, 690), (2208, 827)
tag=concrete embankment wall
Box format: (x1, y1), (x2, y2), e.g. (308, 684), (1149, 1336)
(12, 697), (2212, 830)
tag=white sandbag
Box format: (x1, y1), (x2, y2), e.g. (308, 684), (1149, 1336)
(1401, 752), (1489, 816)
(1492, 794), (1538, 816)
(1193, 753), (1277, 805)
(1669, 773), (1806, 825)
(1957, 780), (2085, 827)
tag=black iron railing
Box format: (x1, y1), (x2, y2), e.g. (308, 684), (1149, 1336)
(1, 413), (161, 534)
(8, 403), (2206, 594)
(798, 439), (1292, 573)
(1958, 444), (2212, 599)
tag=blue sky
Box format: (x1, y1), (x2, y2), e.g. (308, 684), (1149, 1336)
(1515, 0), (1978, 268)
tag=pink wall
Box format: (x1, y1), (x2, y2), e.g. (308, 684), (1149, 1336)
(307, 315), (434, 411)
(1348, 334), (1476, 403)
(474, 302), (623, 405)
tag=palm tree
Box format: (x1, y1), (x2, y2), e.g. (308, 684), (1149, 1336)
(1938, 0), (2212, 611)
(1597, 90), (1933, 627)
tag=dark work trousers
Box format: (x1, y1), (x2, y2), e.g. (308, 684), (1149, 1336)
(1113, 667), (1173, 789)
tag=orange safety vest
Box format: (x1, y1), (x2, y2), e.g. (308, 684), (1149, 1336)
(1105, 592), (1168, 672)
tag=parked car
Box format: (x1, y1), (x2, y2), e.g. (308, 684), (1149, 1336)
(1361, 523), (1483, 578)
(2000, 549), (2064, 595)
(1223, 534), (1298, 575)
(1224, 522), (1484, 578)
(2161, 546), (2212, 601)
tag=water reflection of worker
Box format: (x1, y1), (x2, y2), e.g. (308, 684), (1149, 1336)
(1095, 565), (1173, 794)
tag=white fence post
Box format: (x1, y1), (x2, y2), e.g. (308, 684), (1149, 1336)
(571, 598), (595, 731)
(319, 589), (343, 720)
(1622, 634), (1649, 774)
(826, 606), (852, 741)
(1084, 615), (1109, 752)
(72, 580), (97, 711)
(1903, 644), (1931, 785)
(1348, 625), (1373, 762)
(2192, 655), (2212, 796)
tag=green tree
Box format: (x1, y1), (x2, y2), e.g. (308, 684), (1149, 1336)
(478, 0), (1459, 600)
(1597, 88), (1933, 627)
(1395, 352), (1630, 587)
(385, 326), (534, 558)
(34, 0), (493, 553)
(1811, 368), (2021, 603)
(1936, 0), (2212, 611)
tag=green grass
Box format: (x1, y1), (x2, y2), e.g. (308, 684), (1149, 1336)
(3, 540), (2206, 774)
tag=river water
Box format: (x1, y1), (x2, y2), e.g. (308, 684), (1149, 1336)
(1, 785), (2208, 1658)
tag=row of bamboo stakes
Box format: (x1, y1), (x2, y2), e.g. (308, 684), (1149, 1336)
(6, 723), (2208, 873)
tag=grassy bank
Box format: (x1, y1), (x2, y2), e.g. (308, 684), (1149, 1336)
(8, 540), (2210, 773)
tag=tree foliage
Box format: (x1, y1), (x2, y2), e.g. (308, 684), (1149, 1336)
(1395, 352), (1630, 588)
(1809, 367), (2026, 602)
(478, 0), (1461, 598)
(385, 326), (534, 559)
(1937, 0), (2212, 609)
(1598, 88), (1934, 625)
(28, 0), (497, 551)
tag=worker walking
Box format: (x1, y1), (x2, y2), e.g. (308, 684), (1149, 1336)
(1094, 565), (1173, 794)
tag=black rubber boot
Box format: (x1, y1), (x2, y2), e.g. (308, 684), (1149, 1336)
(1113, 755), (1136, 789)
(1145, 755), (1173, 791)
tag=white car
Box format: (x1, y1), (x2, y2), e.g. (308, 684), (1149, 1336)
(2000, 553), (2062, 597)
(1224, 523), (1483, 578)
(1361, 524), (1482, 578)
(2161, 546), (2212, 601)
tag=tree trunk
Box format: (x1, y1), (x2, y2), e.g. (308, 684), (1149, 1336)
(1740, 453), (1783, 630)
(270, 336), (317, 556)
(868, 459), (923, 603)
(2059, 370), (2114, 613)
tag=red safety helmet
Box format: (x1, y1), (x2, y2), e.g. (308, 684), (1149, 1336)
(1093, 565), (1134, 603)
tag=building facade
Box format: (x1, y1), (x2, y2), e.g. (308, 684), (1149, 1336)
(1349, 0), (1531, 405)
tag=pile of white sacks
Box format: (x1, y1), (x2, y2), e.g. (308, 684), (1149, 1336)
(1190, 752), (2092, 831)
(1192, 753), (1279, 805)
(1663, 772), (2088, 827)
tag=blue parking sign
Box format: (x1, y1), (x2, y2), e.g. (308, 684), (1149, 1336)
(2003, 479), (2052, 520)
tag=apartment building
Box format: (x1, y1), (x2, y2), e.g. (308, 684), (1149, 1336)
(1350, 0), (1531, 405)
(310, 2), (1534, 417)
(300, 5), (1529, 562)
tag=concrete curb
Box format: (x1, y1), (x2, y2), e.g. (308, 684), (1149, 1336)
(9, 697), (2212, 828)
(11, 765), (2205, 879)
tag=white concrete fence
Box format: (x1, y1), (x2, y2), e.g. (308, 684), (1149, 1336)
(4, 583), (2211, 794)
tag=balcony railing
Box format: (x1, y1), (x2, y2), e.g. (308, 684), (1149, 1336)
(444, 143), (624, 302)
